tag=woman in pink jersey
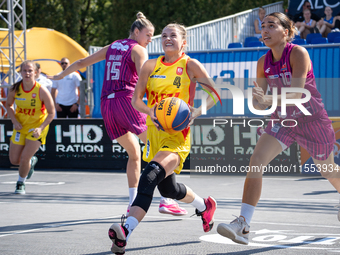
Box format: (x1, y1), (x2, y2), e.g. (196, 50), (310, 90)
(49, 12), (187, 216)
(108, 23), (220, 255)
(6, 60), (55, 194)
(217, 12), (340, 245)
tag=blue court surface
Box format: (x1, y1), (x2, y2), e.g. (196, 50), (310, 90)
(1, 169), (340, 254)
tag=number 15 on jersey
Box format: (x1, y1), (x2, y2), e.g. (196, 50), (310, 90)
(106, 61), (121, 81)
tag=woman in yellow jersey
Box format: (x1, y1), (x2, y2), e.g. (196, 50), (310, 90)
(108, 23), (220, 254)
(6, 60), (55, 194)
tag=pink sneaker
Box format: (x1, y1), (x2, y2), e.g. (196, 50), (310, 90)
(159, 198), (188, 216)
(195, 196), (217, 232)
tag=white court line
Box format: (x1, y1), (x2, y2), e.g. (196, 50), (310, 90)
(200, 234), (340, 251)
(2, 213), (340, 239)
(0, 173), (18, 177)
(1, 181), (65, 185)
(0, 215), (122, 238)
(144, 215), (340, 229)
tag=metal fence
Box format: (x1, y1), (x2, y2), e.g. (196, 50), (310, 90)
(147, 1), (283, 54)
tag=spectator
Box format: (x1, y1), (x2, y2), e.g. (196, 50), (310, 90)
(51, 58), (82, 118)
(297, 9), (317, 39)
(35, 63), (53, 93)
(254, 7), (266, 40)
(293, 1), (320, 24)
(317, 6), (335, 37)
(331, 12), (340, 31)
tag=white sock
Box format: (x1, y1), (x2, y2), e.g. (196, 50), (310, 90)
(240, 203), (255, 225)
(190, 194), (206, 212)
(124, 216), (139, 241)
(18, 175), (27, 183)
(129, 188), (137, 205)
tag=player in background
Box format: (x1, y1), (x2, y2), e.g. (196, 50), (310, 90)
(217, 12), (340, 245)
(6, 60), (55, 194)
(48, 12), (187, 216)
(108, 23), (221, 255)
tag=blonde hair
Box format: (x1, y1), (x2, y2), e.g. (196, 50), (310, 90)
(265, 12), (298, 42)
(129, 12), (154, 35)
(163, 23), (187, 41)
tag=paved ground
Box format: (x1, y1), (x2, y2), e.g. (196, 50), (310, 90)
(1, 169), (340, 255)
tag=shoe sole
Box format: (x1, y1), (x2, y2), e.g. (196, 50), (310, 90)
(14, 191), (25, 195)
(108, 223), (126, 254)
(27, 157), (38, 180)
(159, 207), (188, 216)
(217, 223), (248, 245)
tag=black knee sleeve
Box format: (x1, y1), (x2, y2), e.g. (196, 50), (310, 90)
(157, 173), (187, 200)
(132, 161), (166, 212)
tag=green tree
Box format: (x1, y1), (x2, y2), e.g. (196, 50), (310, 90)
(24, 0), (288, 49)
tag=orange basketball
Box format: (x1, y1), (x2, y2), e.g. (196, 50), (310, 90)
(154, 97), (190, 134)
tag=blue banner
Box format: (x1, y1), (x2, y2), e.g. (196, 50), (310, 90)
(92, 45), (340, 118)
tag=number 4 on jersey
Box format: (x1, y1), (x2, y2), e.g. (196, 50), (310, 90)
(173, 76), (181, 88)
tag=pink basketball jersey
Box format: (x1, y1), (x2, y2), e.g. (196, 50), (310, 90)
(263, 43), (324, 119)
(101, 39), (139, 99)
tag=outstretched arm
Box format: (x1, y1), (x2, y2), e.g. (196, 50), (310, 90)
(48, 45), (109, 80)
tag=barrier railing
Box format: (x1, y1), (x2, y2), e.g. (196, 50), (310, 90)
(147, 1), (283, 53)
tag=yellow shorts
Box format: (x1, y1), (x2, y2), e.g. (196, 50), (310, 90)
(143, 125), (190, 174)
(10, 125), (49, 145)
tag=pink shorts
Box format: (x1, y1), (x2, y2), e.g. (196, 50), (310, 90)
(264, 110), (335, 161)
(101, 96), (147, 140)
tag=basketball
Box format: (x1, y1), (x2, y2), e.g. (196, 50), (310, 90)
(154, 97), (190, 134)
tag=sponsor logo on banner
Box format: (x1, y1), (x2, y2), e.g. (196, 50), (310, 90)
(55, 124), (104, 153)
(190, 124), (225, 155)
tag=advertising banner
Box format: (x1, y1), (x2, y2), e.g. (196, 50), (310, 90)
(1, 118), (298, 172)
(0, 119), (145, 170)
(190, 118), (299, 176)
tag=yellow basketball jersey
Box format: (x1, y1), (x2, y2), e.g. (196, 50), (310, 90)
(14, 82), (47, 133)
(146, 53), (195, 126)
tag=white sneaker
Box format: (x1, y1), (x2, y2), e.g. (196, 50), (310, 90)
(217, 216), (250, 245)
